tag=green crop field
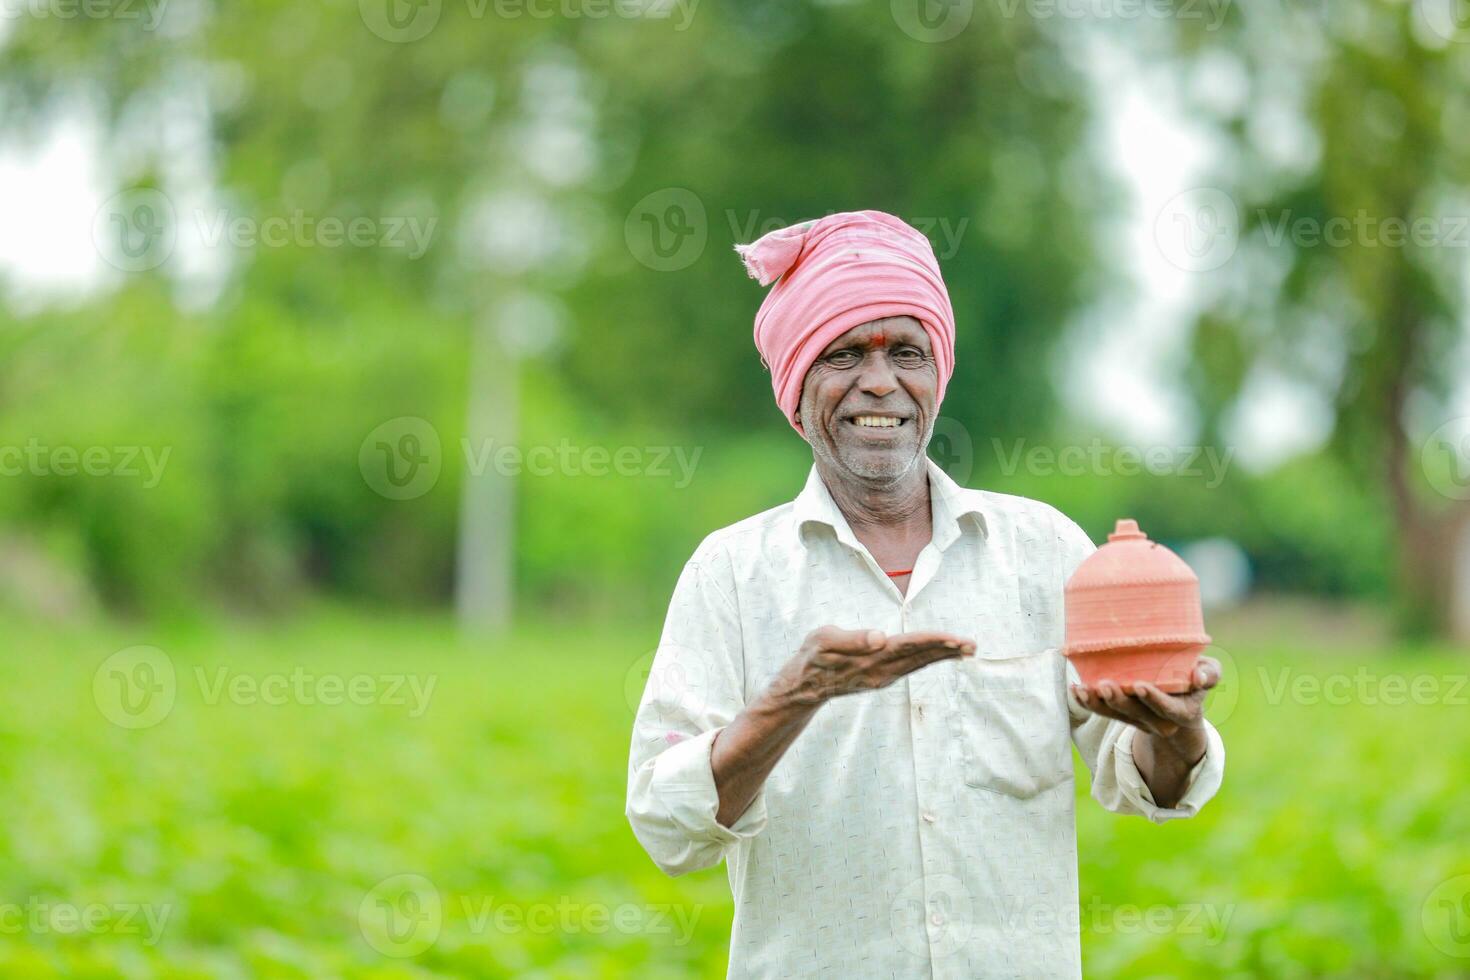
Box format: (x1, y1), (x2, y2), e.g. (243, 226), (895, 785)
(0, 613), (1466, 978)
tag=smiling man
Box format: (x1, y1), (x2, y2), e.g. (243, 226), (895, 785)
(626, 210), (1225, 978)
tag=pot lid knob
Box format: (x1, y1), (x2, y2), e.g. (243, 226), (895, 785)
(1108, 518), (1146, 542)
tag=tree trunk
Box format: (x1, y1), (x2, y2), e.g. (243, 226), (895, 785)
(455, 317), (516, 633)
(1385, 418), (1470, 644)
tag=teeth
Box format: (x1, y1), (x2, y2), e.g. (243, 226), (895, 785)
(854, 416), (902, 428)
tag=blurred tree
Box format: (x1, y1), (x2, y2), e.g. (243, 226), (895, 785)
(0, 2), (1109, 618)
(1162, 1), (1470, 640)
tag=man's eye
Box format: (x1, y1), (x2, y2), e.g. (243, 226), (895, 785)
(827, 351), (861, 367)
(893, 349), (924, 366)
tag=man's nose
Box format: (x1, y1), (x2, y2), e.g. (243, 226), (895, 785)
(857, 353), (899, 397)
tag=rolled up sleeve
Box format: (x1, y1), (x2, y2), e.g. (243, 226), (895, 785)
(1074, 707), (1226, 823)
(626, 543), (767, 877)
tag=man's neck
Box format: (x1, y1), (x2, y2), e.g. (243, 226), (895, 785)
(816, 460), (932, 536)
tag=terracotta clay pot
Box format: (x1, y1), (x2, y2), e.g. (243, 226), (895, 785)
(1063, 519), (1209, 694)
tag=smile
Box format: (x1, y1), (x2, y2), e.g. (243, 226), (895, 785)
(849, 415), (907, 428)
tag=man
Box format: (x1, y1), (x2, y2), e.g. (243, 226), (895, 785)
(626, 210), (1224, 978)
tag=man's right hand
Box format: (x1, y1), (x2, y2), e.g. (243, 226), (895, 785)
(771, 626), (976, 707)
(710, 625), (975, 827)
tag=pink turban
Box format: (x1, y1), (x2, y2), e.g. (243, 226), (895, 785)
(736, 210), (956, 433)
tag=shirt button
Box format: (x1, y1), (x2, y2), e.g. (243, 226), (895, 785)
(921, 811), (936, 824)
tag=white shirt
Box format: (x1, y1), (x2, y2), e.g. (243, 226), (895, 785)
(626, 459), (1225, 979)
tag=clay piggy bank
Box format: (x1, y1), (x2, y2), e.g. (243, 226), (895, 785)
(1063, 519), (1209, 694)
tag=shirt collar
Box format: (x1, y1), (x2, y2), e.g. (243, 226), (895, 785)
(793, 457), (988, 552)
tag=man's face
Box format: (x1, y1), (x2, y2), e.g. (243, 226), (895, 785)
(797, 316), (939, 485)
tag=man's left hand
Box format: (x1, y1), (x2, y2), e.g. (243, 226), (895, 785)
(1069, 655), (1220, 748)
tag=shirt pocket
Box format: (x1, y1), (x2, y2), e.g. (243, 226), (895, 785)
(949, 648), (1073, 799)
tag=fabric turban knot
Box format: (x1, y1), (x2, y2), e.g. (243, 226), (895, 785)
(735, 209), (957, 434)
